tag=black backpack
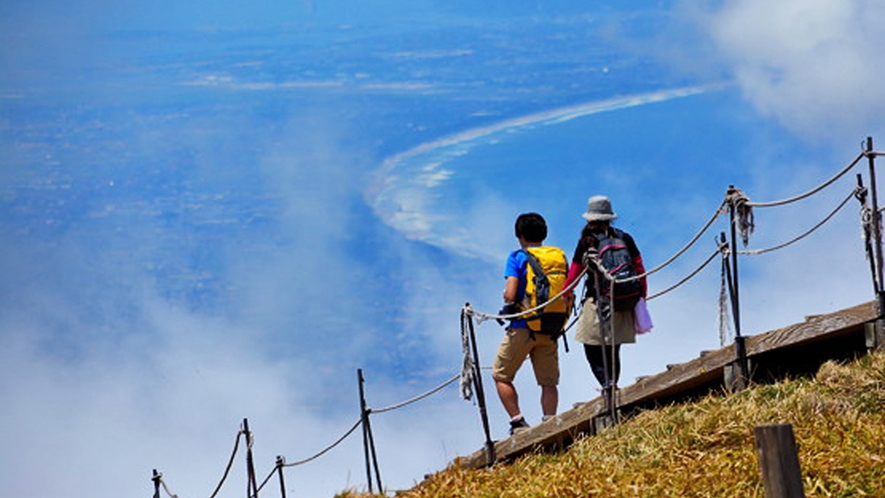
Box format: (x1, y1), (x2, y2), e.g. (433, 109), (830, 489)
(594, 229), (642, 312)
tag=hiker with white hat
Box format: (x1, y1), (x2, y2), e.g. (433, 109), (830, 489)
(562, 195), (649, 403)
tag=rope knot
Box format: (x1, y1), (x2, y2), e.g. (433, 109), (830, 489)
(726, 186), (754, 246)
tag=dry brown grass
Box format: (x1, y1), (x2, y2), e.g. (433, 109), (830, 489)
(342, 351), (885, 498)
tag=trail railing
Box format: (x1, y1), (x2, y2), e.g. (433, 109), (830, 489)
(152, 137), (885, 495)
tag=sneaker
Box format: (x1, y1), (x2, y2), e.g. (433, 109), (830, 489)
(509, 416), (530, 435)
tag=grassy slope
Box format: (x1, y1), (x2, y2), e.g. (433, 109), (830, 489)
(341, 350), (885, 497)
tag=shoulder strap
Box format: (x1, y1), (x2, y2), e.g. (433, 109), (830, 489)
(522, 249), (546, 278)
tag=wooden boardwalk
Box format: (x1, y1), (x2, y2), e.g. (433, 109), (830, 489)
(457, 300), (883, 469)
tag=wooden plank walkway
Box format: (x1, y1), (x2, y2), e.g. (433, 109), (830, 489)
(456, 300), (881, 469)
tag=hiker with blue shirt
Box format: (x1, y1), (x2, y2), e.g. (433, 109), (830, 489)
(492, 213), (568, 435)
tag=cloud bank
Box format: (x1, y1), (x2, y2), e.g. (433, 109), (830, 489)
(695, 0), (885, 141)
(3, 2), (885, 498)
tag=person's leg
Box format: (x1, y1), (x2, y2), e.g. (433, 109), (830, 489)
(610, 344), (622, 385)
(540, 384), (558, 417)
(492, 328), (532, 424)
(495, 380), (521, 418)
(583, 344), (608, 387)
(530, 335), (559, 417)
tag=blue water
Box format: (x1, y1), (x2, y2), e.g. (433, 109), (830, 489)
(2, 8), (803, 388)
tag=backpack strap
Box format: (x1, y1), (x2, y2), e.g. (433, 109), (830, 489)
(521, 249), (547, 282)
(520, 249), (547, 338)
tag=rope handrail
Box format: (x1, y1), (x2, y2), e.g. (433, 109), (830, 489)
(641, 199), (727, 279)
(254, 465), (278, 497)
(370, 374), (460, 414)
(466, 267), (587, 323)
(598, 164), (863, 289)
(466, 199), (728, 320)
(577, 198), (728, 288)
(738, 187), (859, 256)
(647, 243), (727, 301)
(252, 374), (462, 495)
(281, 418), (363, 468)
(208, 430), (243, 498)
(158, 476), (180, 498)
(155, 146), (884, 498)
(745, 152), (864, 208)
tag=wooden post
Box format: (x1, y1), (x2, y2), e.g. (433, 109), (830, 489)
(357, 369), (383, 493)
(725, 189), (743, 340)
(866, 321), (885, 351)
(592, 412), (616, 434)
(754, 424), (806, 498)
(464, 305), (496, 466)
(721, 230), (749, 390)
(866, 137), (885, 319)
(275, 456), (287, 498)
(724, 358), (752, 393)
(151, 469), (161, 498)
(243, 418), (259, 498)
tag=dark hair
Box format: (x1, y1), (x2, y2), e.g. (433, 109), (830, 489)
(580, 220), (611, 248)
(515, 212), (547, 243)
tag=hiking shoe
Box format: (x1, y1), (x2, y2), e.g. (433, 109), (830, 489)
(509, 417), (530, 435)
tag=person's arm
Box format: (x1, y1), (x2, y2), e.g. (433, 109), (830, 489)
(562, 260), (583, 298)
(503, 276), (520, 303)
(624, 232), (648, 298)
(633, 254), (648, 298)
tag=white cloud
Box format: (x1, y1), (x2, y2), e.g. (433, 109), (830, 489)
(0, 107), (482, 498)
(366, 87), (710, 263)
(698, 0), (885, 140)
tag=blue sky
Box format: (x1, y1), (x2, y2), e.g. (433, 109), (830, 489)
(3, 1), (885, 497)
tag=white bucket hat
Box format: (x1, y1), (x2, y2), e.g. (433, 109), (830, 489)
(582, 195), (617, 222)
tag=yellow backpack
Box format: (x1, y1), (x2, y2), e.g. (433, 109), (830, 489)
(520, 246), (571, 336)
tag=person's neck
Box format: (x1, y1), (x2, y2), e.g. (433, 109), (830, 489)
(520, 240), (542, 249)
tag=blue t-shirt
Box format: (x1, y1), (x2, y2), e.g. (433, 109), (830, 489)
(504, 249), (529, 329)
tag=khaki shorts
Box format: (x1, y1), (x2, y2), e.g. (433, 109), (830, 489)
(492, 327), (559, 386)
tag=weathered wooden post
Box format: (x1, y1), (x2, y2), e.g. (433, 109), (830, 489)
(865, 138), (885, 351)
(754, 424), (806, 498)
(464, 304), (496, 466)
(243, 418), (259, 498)
(721, 229), (749, 391)
(357, 369), (383, 493)
(275, 456), (287, 498)
(853, 173), (885, 351)
(151, 469), (161, 498)
(866, 138), (885, 312)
